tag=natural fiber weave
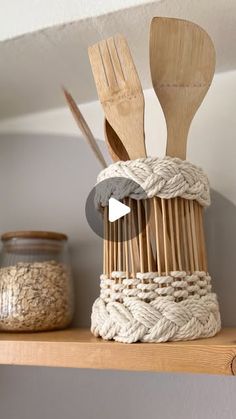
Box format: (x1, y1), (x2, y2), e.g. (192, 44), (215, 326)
(91, 156), (221, 343)
(96, 156), (210, 207)
(100, 271), (213, 302)
(91, 271), (221, 343)
(91, 290), (221, 343)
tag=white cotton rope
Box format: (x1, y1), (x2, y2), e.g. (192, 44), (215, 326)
(96, 156), (211, 207)
(91, 271), (221, 343)
(91, 156), (221, 343)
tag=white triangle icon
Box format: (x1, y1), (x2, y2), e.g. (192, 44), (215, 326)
(108, 197), (131, 222)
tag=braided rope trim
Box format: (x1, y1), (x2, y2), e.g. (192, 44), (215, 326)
(91, 293), (221, 343)
(96, 156), (210, 207)
(91, 271), (221, 343)
(100, 271), (212, 303)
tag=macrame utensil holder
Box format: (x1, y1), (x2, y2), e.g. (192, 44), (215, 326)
(91, 157), (221, 343)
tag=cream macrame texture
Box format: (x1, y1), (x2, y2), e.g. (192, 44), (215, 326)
(91, 156), (221, 343)
(91, 271), (221, 343)
(96, 156), (210, 207)
(100, 271), (213, 303)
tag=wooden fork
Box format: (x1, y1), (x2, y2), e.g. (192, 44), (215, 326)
(88, 34), (146, 160)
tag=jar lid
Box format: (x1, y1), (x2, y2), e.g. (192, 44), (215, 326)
(1, 231), (68, 241)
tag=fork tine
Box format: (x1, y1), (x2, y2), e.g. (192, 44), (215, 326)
(107, 37), (125, 88)
(98, 40), (118, 91)
(88, 43), (109, 100)
(114, 34), (142, 91)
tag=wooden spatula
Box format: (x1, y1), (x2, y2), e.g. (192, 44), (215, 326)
(150, 17), (215, 159)
(88, 34), (146, 160)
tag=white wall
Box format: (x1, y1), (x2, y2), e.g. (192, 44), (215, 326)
(0, 0), (153, 41)
(0, 70), (236, 418)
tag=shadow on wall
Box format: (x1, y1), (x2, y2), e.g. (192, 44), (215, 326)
(205, 189), (236, 326)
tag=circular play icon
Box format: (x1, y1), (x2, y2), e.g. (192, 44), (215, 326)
(85, 177), (149, 241)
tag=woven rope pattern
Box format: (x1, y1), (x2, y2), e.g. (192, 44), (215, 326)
(96, 156), (210, 207)
(100, 271), (212, 303)
(91, 287), (221, 343)
(91, 157), (221, 343)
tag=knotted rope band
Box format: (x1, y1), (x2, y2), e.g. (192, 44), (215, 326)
(96, 156), (210, 207)
(91, 157), (221, 343)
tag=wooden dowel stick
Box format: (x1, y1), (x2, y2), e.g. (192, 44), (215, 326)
(174, 198), (182, 271)
(194, 201), (203, 271)
(103, 207), (108, 275)
(124, 208), (129, 277)
(199, 205), (208, 272)
(148, 200), (157, 269)
(145, 200), (152, 272)
(130, 200), (141, 272)
(156, 198), (172, 269)
(117, 218), (122, 271)
(180, 198), (189, 272)
(161, 199), (169, 275)
(113, 221), (117, 271)
(154, 197), (161, 276)
(168, 199), (177, 271)
(185, 200), (194, 272)
(190, 200), (199, 271)
(128, 198), (135, 277)
(137, 200), (144, 273)
(109, 220), (113, 276)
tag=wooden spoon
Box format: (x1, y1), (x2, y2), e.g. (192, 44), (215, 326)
(150, 17), (215, 159)
(104, 118), (129, 162)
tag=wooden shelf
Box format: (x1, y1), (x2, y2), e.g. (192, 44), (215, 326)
(0, 328), (235, 375)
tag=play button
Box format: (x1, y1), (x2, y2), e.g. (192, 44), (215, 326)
(108, 197), (130, 222)
(85, 176), (149, 241)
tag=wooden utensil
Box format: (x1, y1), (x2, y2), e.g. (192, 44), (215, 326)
(104, 118), (129, 162)
(104, 117), (142, 274)
(150, 17), (214, 272)
(150, 17), (215, 159)
(88, 34), (146, 160)
(104, 112), (169, 273)
(63, 88), (107, 168)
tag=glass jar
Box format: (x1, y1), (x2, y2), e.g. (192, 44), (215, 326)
(0, 231), (74, 332)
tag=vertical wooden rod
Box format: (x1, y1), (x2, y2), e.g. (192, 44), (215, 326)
(185, 200), (194, 272)
(103, 206), (108, 275)
(194, 201), (203, 270)
(145, 200), (152, 272)
(190, 200), (199, 271)
(124, 204), (129, 277)
(168, 199), (177, 271)
(113, 222), (117, 271)
(199, 205), (208, 272)
(117, 218), (122, 271)
(161, 199), (169, 275)
(109, 221), (113, 276)
(128, 198), (135, 277)
(180, 198), (189, 272)
(154, 197), (161, 276)
(137, 200), (144, 273)
(174, 198), (182, 271)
